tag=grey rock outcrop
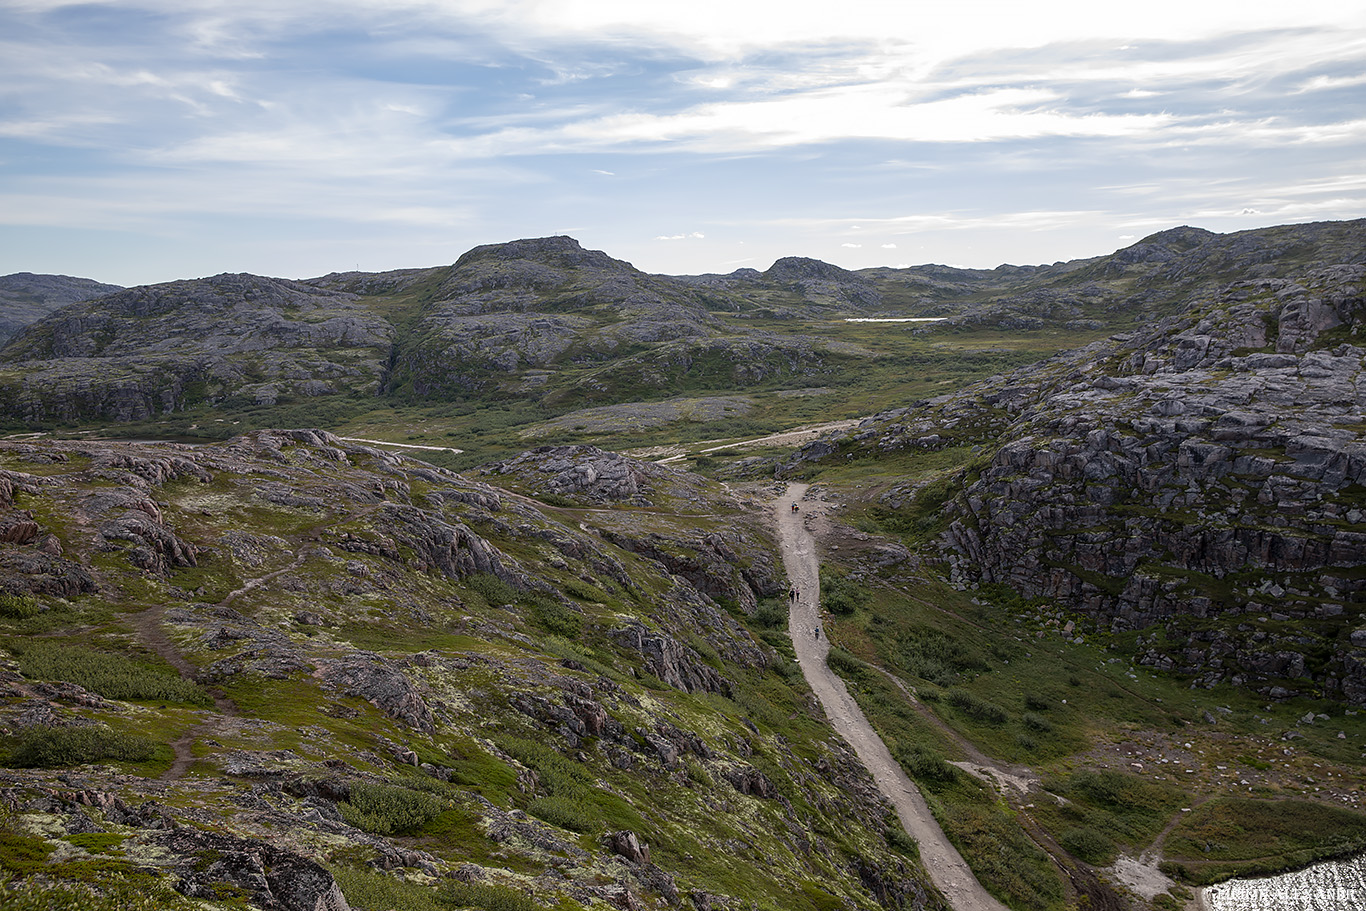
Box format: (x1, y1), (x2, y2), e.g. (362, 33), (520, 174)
(810, 252), (1366, 704)
(0, 272), (122, 344)
(0, 273), (392, 421)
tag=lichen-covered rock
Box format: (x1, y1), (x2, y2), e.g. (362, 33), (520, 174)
(612, 622), (729, 695)
(160, 826), (351, 911)
(319, 652), (435, 732)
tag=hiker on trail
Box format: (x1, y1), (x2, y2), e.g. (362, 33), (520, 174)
(813, 626), (820, 639)
(791, 502), (799, 512)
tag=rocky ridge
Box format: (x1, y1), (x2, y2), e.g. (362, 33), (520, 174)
(792, 254), (1366, 704)
(7, 223), (1363, 426)
(0, 274), (392, 422)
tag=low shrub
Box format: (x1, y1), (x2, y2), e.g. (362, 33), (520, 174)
(0, 832), (55, 875)
(0, 874), (197, 911)
(332, 867), (448, 911)
(465, 573), (518, 608)
(894, 744), (958, 785)
(946, 689), (1008, 724)
(339, 781), (447, 836)
(1061, 826), (1117, 865)
(527, 795), (596, 832)
(0, 593), (40, 619)
(6, 726), (159, 768)
(9, 640), (211, 706)
(826, 647), (864, 679)
(523, 594), (581, 638)
(898, 631), (982, 687)
(752, 598), (788, 629)
(1021, 712), (1052, 733)
(937, 798), (1064, 911)
(562, 578), (609, 603)
(442, 881), (543, 911)
(820, 569), (868, 616)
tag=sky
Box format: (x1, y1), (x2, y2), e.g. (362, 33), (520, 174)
(2, 1), (1365, 286)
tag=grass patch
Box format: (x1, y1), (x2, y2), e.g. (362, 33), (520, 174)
(1033, 769), (1187, 861)
(933, 792), (1065, 911)
(1163, 798), (1366, 884)
(495, 735), (646, 835)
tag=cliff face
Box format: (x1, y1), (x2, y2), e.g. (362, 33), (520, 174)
(795, 247), (1366, 704)
(0, 432), (938, 911)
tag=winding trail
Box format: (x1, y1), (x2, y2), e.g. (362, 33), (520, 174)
(775, 483), (1009, 911)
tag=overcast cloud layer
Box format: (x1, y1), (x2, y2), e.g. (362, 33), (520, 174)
(3, 0), (1365, 284)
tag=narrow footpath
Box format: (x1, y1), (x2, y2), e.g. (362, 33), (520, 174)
(775, 482), (1010, 911)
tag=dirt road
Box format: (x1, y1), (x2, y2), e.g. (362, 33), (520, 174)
(775, 482), (1010, 911)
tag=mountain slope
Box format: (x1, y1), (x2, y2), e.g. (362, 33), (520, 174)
(790, 247), (1366, 704)
(0, 272), (123, 344)
(0, 274), (393, 422)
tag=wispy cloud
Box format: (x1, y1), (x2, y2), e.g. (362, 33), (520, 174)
(0, 0), (1363, 282)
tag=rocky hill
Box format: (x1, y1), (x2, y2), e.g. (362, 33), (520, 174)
(789, 236), (1366, 705)
(0, 272), (123, 344)
(0, 274), (392, 422)
(0, 431), (939, 911)
(10, 224), (1362, 428)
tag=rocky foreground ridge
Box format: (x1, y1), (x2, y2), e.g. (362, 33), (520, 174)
(795, 247), (1366, 704)
(0, 431), (939, 910)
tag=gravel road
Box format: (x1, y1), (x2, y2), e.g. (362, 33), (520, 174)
(775, 482), (1010, 911)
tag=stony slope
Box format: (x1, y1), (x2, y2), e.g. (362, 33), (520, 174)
(789, 242), (1366, 705)
(0, 274), (392, 422)
(0, 431), (940, 911)
(0, 272), (123, 344)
